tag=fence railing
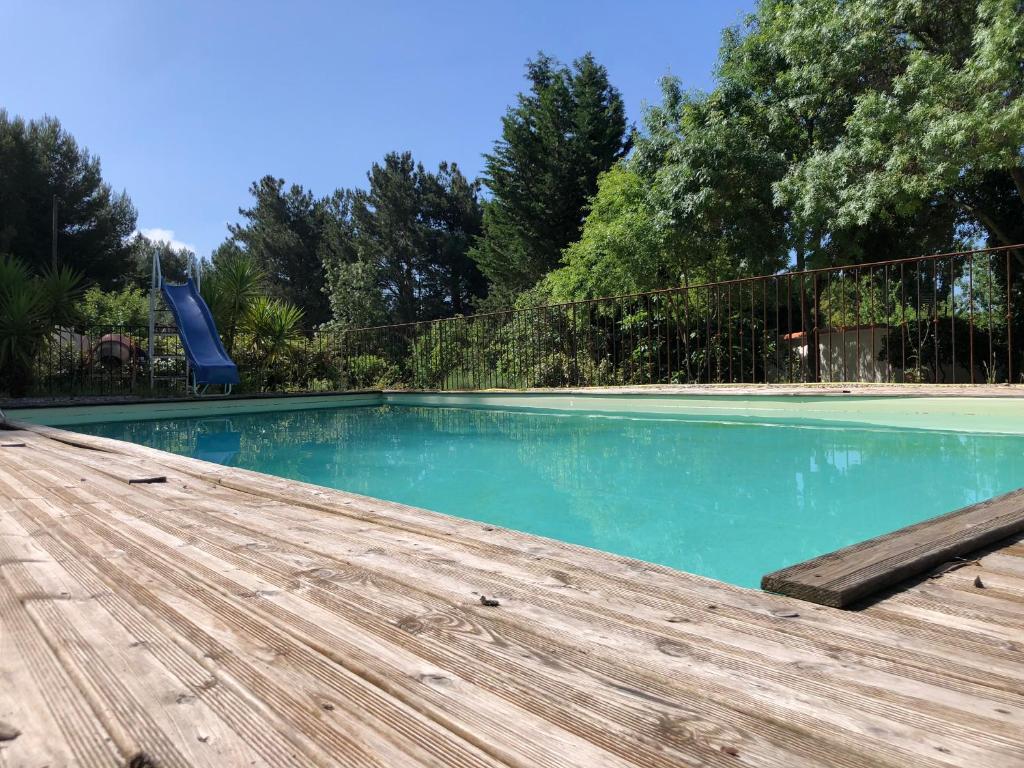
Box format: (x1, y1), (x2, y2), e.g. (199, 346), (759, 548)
(14, 244), (1024, 399)
(332, 244), (1024, 389)
(27, 324), (186, 398)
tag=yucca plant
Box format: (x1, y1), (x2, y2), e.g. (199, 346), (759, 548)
(0, 255), (83, 396)
(200, 250), (266, 355)
(241, 296), (305, 383)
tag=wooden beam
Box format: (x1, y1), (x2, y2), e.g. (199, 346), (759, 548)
(762, 488), (1024, 607)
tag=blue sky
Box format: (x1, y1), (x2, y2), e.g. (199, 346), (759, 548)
(2, 1), (754, 258)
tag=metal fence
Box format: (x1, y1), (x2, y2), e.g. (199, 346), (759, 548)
(29, 324), (187, 397)
(332, 244), (1023, 390)
(16, 244), (1024, 399)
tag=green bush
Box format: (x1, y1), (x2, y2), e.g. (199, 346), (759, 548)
(345, 354), (400, 389)
(77, 285), (149, 327)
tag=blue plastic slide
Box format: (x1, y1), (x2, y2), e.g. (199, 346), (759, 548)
(161, 278), (240, 393)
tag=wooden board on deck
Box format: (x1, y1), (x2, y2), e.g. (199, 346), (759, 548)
(762, 488), (1024, 607)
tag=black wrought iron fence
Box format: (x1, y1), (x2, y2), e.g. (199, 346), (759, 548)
(327, 244), (1024, 390)
(26, 324), (187, 397)
(13, 244), (1024, 399)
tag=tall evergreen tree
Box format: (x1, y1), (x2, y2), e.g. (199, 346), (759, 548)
(223, 177), (334, 325)
(0, 111), (137, 287)
(419, 161), (487, 317)
(126, 232), (191, 288)
(323, 153), (484, 326)
(471, 53), (631, 300)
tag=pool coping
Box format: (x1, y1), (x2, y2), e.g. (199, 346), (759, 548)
(761, 488), (1024, 607)
(6, 381), (1024, 411)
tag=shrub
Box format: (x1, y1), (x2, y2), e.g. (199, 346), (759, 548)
(77, 285), (149, 327)
(0, 255), (82, 396)
(345, 354), (400, 389)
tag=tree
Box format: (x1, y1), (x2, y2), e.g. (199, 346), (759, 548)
(552, 0), (1023, 304)
(201, 246), (266, 355)
(223, 177), (335, 325)
(126, 232), (191, 288)
(471, 53), (631, 300)
(546, 166), (669, 300)
(0, 111), (137, 287)
(421, 162), (488, 317)
(323, 152), (485, 327)
(770, 0), (1024, 255)
(549, 74), (790, 301)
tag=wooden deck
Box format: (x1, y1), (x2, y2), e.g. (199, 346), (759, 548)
(1, 424), (1022, 768)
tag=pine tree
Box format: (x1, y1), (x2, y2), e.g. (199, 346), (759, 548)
(322, 153), (485, 326)
(224, 177), (334, 325)
(471, 53), (631, 301)
(0, 111), (137, 287)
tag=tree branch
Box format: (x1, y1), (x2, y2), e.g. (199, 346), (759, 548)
(1010, 166), (1024, 208)
(962, 200), (1024, 267)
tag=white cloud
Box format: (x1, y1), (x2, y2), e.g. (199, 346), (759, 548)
(134, 228), (196, 254)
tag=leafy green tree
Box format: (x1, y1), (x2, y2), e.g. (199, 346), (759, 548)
(553, 0), (1022, 303)
(546, 166), (668, 300)
(0, 111), (137, 287)
(549, 75), (790, 301)
(770, 0), (1024, 255)
(323, 153), (485, 326)
(471, 53), (631, 300)
(222, 177), (335, 325)
(77, 285), (149, 327)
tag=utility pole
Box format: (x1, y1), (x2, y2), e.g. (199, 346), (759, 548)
(51, 195), (59, 268)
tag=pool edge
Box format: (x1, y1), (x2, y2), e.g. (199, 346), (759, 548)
(761, 489), (1024, 607)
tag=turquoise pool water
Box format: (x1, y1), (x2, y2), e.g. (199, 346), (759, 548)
(63, 405), (1024, 588)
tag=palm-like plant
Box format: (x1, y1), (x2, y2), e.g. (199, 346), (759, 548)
(241, 296), (305, 368)
(201, 250), (266, 355)
(0, 255), (83, 396)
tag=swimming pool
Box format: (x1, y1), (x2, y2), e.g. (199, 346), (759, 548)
(41, 394), (1024, 588)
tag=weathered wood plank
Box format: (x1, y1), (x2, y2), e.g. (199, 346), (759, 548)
(0, 524), (124, 767)
(761, 488), (1024, 607)
(18, 455), (843, 767)
(30, 453), (1023, 767)
(20, 433), (1024, 694)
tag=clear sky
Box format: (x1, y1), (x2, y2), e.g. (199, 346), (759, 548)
(2, 1), (754, 258)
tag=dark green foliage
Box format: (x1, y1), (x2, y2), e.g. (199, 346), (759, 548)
(222, 177), (336, 326)
(324, 153), (485, 326)
(0, 111), (137, 288)
(201, 247), (266, 356)
(344, 354), (400, 389)
(126, 233), (190, 288)
(471, 53), (631, 299)
(0, 254), (83, 396)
